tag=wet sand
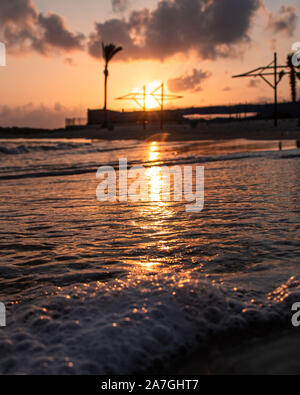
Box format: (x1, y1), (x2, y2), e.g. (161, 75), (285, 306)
(176, 329), (300, 375)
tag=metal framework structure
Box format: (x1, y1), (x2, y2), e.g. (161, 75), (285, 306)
(116, 83), (182, 129)
(233, 52), (294, 126)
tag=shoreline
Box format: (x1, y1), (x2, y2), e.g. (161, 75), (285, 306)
(0, 119), (300, 142)
(174, 328), (300, 375)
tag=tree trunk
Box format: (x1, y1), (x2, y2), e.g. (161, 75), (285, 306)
(103, 65), (108, 128)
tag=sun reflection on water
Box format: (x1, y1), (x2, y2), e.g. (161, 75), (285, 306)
(140, 261), (161, 271)
(124, 142), (175, 271)
(147, 142), (165, 202)
(148, 142), (159, 162)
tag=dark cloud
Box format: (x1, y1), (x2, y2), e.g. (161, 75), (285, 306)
(88, 19), (134, 59)
(2, 0), (295, 64)
(167, 69), (211, 93)
(0, 0), (37, 24)
(223, 87), (232, 91)
(37, 13), (84, 52)
(0, 0), (85, 55)
(267, 6), (297, 37)
(88, 0), (262, 61)
(112, 0), (129, 13)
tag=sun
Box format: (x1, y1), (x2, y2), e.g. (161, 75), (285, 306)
(132, 81), (162, 110)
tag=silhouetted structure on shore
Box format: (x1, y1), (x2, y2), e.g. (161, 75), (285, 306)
(87, 102), (300, 127)
(233, 52), (300, 127)
(116, 83), (182, 130)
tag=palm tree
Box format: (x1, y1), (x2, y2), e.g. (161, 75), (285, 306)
(287, 54), (297, 103)
(102, 42), (123, 128)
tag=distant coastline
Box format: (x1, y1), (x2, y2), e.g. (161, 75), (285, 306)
(0, 119), (300, 142)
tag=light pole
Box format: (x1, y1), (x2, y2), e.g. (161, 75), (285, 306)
(233, 53), (289, 127)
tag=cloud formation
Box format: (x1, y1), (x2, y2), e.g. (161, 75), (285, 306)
(267, 6), (297, 37)
(168, 69), (211, 93)
(0, 0), (84, 55)
(0, 0), (297, 62)
(112, 0), (129, 13)
(0, 0), (37, 24)
(0, 102), (85, 129)
(88, 0), (262, 61)
(37, 13), (84, 52)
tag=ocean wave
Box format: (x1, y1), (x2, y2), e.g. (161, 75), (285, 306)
(0, 142), (94, 155)
(0, 141), (140, 156)
(1, 271), (299, 374)
(1, 148), (299, 181)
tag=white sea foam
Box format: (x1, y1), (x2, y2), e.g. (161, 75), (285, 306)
(1, 270), (299, 374)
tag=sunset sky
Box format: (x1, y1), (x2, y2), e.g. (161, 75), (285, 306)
(0, 0), (299, 128)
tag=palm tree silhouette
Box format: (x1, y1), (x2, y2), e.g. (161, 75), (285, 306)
(102, 42), (123, 128)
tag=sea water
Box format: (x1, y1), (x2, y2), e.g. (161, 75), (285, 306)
(0, 137), (299, 374)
